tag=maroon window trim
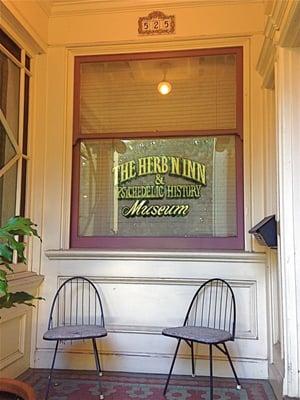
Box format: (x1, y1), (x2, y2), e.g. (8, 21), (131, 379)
(70, 47), (244, 250)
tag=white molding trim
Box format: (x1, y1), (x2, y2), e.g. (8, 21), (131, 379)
(1, 1), (47, 54)
(37, 0), (52, 18)
(279, 0), (300, 47)
(255, 0), (287, 89)
(276, 47), (300, 398)
(256, 37), (276, 89)
(57, 275), (258, 286)
(55, 275), (258, 340)
(265, 0), (288, 38)
(257, 0), (300, 88)
(57, 275), (259, 285)
(46, 249), (266, 263)
(49, 32), (260, 50)
(59, 37), (254, 251)
(34, 348), (268, 378)
(5, 271), (44, 291)
(38, 346), (265, 364)
(102, 322), (257, 340)
(49, 0), (264, 17)
(0, 314), (26, 370)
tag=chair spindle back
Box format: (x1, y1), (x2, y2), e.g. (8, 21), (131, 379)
(47, 276), (105, 330)
(184, 278), (236, 338)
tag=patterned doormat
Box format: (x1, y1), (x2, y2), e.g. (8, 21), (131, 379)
(18, 369), (276, 400)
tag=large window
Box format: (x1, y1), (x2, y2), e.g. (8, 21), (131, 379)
(71, 48), (243, 250)
(0, 29), (31, 225)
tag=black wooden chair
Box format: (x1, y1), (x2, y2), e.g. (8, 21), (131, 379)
(43, 276), (107, 400)
(162, 278), (241, 399)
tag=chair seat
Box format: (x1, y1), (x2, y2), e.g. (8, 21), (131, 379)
(43, 325), (107, 341)
(162, 326), (232, 344)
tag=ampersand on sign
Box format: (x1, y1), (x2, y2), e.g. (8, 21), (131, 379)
(155, 175), (165, 185)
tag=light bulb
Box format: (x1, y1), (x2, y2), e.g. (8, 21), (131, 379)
(157, 81), (172, 95)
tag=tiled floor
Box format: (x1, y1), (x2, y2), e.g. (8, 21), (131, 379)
(12, 368), (278, 400)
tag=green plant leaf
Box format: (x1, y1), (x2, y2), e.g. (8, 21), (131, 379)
(0, 216), (42, 310)
(0, 270), (7, 280)
(0, 280), (8, 297)
(1, 263), (13, 272)
(0, 291), (44, 309)
(0, 243), (13, 263)
(2, 216), (41, 240)
(0, 217), (41, 268)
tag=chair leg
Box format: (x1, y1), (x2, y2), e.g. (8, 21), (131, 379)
(92, 338), (104, 399)
(209, 344), (213, 400)
(223, 343), (241, 389)
(163, 339), (181, 396)
(92, 337), (103, 376)
(191, 341), (195, 377)
(45, 340), (59, 400)
(98, 350), (103, 376)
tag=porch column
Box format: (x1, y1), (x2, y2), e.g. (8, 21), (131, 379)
(276, 46), (300, 398)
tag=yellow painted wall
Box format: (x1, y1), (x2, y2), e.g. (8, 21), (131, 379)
(2, 0), (49, 48)
(48, 2), (265, 45)
(2, 0), (274, 380)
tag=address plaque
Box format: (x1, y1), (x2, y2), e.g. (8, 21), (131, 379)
(138, 11), (175, 35)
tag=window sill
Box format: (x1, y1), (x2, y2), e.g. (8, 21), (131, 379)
(45, 249), (266, 263)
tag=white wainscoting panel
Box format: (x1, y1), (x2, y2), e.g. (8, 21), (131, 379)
(0, 312), (26, 370)
(0, 308), (32, 378)
(0, 272), (44, 378)
(35, 252), (268, 379)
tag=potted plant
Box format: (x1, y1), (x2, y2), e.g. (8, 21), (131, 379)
(0, 216), (42, 400)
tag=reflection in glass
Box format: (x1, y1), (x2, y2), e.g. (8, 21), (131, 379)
(0, 51), (20, 140)
(0, 121), (16, 169)
(79, 136), (236, 237)
(0, 163), (17, 226)
(80, 54), (236, 134)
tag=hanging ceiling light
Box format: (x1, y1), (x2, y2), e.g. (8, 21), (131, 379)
(157, 63), (172, 95)
(157, 80), (172, 95)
